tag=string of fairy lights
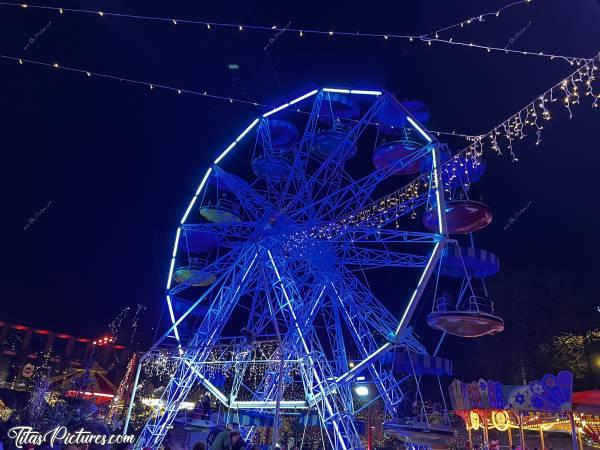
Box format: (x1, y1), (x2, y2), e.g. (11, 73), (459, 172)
(310, 53), (600, 236)
(2, 1), (592, 65)
(3, 50), (595, 237)
(0, 53), (475, 139)
(466, 52), (600, 161)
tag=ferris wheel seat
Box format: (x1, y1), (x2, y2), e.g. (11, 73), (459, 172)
(372, 139), (425, 175)
(200, 199), (242, 223)
(383, 420), (455, 447)
(266, 119), (299, 147)
(423, 200), (492, 234)
(178, 231), (222, 253)
(427, 311), (504, 337)
(319, 93), (360, 123)
(440, 246), (499, 278)
(252, 154), (292, 182)
(174, 267), (217, 287)
(311, 131), (357, 160)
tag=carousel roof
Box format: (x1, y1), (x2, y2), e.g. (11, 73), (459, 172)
(573, 390), (600, 414)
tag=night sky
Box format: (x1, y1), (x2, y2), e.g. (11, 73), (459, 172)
(1, 1), (599, 379)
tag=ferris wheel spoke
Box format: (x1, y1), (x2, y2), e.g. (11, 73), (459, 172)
(340, 246), (431, 270)
(309, 97), (385, 219)
(336, 228), (439, 245)
(327, 282), (407, 411)
(276, 91), (324, 213)
(283, 95), (385, 222)
(180, 222), (256, 249)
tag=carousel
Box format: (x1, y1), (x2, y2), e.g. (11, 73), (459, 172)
(448, 371), (600, 450)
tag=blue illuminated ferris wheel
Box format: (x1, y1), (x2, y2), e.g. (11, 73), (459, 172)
(130, 87), (496, 449)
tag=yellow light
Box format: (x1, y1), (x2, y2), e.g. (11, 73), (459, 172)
(384, 35), (388, 40)
(98, 11), (104, 16)
(299, 30), (303, 37)
(239, 25), (243, 31)
(329, 31), (333, 36)
(59, 8), (63, 13)
(86, 72), (91, 76)
(19, 59), (23, 64)
(207, 23), (211, 29)
(53, 63), (59, 68)
(177, 89), (182, 94)
(21, 3), (27, 8)
(172, 19), (177, 25)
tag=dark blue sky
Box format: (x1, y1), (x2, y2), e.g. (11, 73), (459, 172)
(1, 0), (599, 351)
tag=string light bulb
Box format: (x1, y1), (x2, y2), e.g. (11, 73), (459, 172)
(2, 1), (586, 65)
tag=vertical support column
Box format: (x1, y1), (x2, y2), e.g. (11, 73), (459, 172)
(22, 330), (33, 350)
(507, 426), (513, 448)
(518, 413), (526, 450)
(467, 426), (473, 449)
(44, 333), (55, 353)
(0, 324), (10, 347)
(538, 425), (545, 450)
(570, 412), (580, 450)
(482, 412), (490, 450)
(123, 358), (143, 435)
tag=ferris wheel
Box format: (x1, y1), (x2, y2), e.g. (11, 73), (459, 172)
(130, 87), (493, 450)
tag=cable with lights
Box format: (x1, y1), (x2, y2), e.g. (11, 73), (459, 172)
(1, 1), (590, 65)
(0, 53), (478, 139)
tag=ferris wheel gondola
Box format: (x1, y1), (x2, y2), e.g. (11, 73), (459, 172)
(252, 119), (298, 182)
(174, 256), (217, 287)
(427, 295), (504, 337)
(383, 350), (456, 448)
(311, 130), (358, 160)
(423, 199), (493, 234)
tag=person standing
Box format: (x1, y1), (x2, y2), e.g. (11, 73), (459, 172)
(229, 431), (245, 450)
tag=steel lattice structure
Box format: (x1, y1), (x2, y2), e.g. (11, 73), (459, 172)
(128, 88), (453, 450)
